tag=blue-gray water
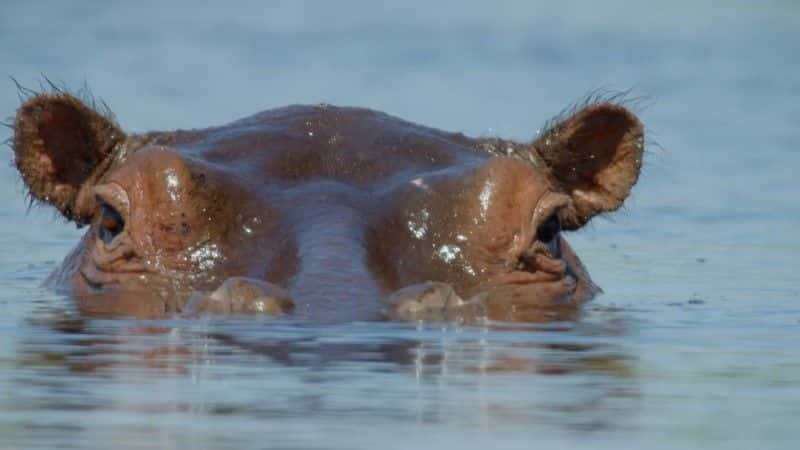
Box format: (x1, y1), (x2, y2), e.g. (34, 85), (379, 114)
(1, 1), (798, 449)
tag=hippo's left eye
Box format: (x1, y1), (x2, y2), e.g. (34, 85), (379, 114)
(536, 214), (561, 244)
(98, 203), (125, 244)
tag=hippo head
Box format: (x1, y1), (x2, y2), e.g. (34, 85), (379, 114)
(12, 92), (643, 322)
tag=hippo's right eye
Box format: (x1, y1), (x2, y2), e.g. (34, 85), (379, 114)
(536, 214), (561, 244)
(98, 203), (125, 244)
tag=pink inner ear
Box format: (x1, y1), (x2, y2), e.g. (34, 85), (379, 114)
(36, 102), (99, 187)
(562, 114), (628, 192)
(37, 153), (57, 177)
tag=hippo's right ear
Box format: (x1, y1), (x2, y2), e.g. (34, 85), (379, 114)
(13, 93), (126, 224)
(531, 103), (644, 230)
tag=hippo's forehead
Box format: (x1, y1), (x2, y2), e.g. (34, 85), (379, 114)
(147, 105), (491, 191)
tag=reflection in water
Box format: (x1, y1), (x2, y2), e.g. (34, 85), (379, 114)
(11, 308), (640, 446)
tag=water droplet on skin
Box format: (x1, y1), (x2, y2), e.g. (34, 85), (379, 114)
(165, 170), (181, 202)
(478, 180), (495, 221)
(407, 208), (430, 239)
(188, 243), (223, 271)
(437, 245), (462, 263)
(408, 220), (426, 239)
(410, 178), (429, 189)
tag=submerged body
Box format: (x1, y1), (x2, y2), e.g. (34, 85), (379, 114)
(12, 93), (643, 322)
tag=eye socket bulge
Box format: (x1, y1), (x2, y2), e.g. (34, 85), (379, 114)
(98, 203), (125, 244)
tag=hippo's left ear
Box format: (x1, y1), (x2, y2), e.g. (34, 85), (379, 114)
(13, 93), (126, 224)
(531, 103), (644, 230)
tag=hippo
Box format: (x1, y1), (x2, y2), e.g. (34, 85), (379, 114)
(10, 91), (643, 322)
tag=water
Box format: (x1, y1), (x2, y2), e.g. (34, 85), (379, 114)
(1, 1), (799, 448)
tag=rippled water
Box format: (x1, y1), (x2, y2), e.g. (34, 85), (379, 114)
(1, 1), (799, 449)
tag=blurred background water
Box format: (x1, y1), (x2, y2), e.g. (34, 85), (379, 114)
(0, 1), (798, 449)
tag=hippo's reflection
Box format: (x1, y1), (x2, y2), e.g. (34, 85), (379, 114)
(28, 310), (635, 375)
(17, 310), (640, 432)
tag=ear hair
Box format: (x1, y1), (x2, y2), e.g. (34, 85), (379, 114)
(10, 76), (120, 130)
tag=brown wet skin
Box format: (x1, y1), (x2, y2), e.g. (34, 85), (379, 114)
(12, 93), (644, 323)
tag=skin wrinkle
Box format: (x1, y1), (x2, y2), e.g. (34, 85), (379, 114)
(13, 92), (644, 322)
